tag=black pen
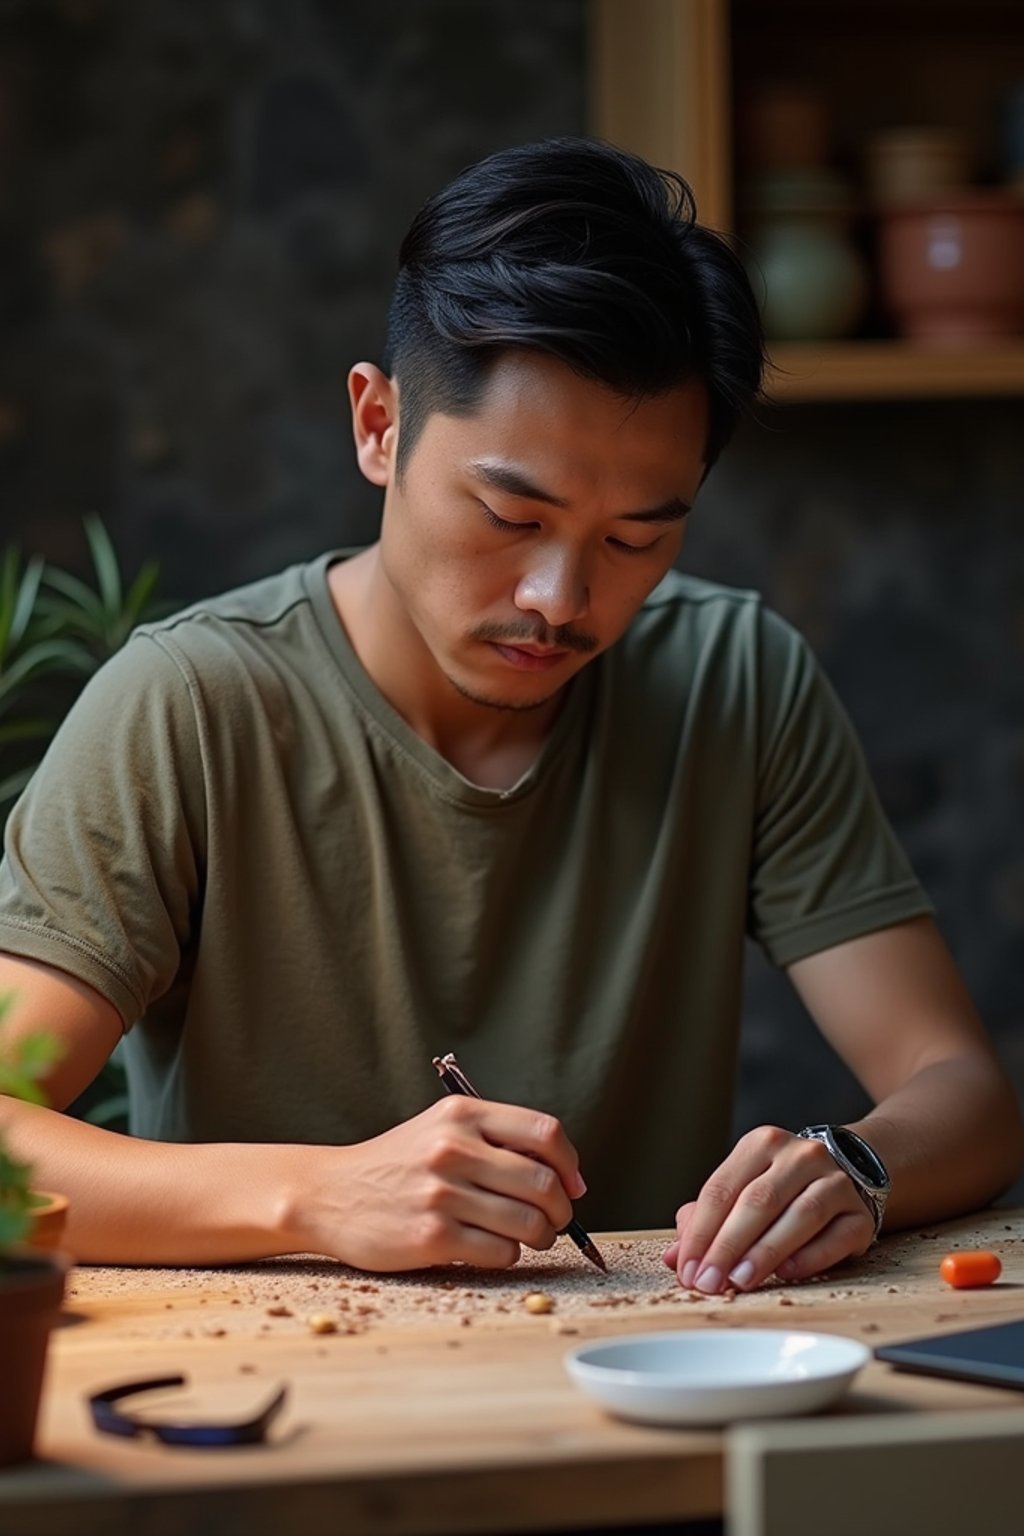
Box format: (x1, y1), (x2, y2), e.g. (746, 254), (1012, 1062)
(431, 1051), (608, 1273)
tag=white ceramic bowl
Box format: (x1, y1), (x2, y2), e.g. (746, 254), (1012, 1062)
(564, 1329), (870, 1426)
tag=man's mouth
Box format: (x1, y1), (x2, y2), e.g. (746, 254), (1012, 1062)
(488, 641), (571, 671)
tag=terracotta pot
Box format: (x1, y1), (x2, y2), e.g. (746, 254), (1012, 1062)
(878, 192), (1024, 343)
(0, 1249), (68, 1466)
(26, 1190), (70, 1252)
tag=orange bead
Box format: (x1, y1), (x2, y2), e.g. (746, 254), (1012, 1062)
(939, 1250), (1002, 1289)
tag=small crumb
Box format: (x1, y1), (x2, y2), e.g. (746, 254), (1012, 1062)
(206, 1327), (228, 1338)
(777, 1296), (795, 1307)
(551, 1322), (579, 1335)
(446, 1339), (462, 1349)
(266, 1304), (293, 1317)
(308, 1314), (338, 1335)
(860, 1322), (880, 1334)
(524, 1292), (555, 1314)
(458, 1315), (472, 1327)
(886, 1286), (899, 1294)
(238, 1364), (257, 1374)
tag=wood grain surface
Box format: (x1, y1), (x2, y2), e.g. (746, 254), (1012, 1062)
(3, 1210), (1024, 1536)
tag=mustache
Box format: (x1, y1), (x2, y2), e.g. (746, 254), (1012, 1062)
(473, 620), (599, 655)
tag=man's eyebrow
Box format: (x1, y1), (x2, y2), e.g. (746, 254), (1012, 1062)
(619, 498), (691, 525)
(468, 459), (569, 507)
(467, 459), (691, 523)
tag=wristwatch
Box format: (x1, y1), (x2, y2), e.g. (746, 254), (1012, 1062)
(798, 1124), (891, 1240)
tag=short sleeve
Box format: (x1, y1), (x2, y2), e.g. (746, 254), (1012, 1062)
(749, 609), (933, 967)
(0, 634), (208, 1025)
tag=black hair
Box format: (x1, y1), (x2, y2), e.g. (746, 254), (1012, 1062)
(383, 136), (765, 477)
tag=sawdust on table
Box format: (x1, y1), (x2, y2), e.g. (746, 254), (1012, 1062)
(63, 1221), (1021, 1343)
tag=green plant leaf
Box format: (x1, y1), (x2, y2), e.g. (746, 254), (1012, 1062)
(0, 637), (97, 703)
(39, 566), (107, 625)
(0, 546), (17, 658)
(9, 555), (45, 652)
(13, 1032), (63, 1075)
(84, 515), (123, 619)
(0, 1024), (62, 1103)
(0, 718), (52, 745)
(0, 1206), (30, 1247)
(123, 561), (161, 628)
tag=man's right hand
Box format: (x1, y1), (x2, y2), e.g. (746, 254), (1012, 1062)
(0, 952), (585, 1270)
(285, 1094), (587, 1272)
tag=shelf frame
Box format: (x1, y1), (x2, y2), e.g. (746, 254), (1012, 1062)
(766, 343), (1024, 401)
(587, 0), (1024, 401)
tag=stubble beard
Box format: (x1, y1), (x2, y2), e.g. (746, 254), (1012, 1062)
(444, 669), (564, 713)
(446, 621), (598, 711)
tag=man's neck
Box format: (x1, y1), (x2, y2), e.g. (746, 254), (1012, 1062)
(327, 549), (566, 791)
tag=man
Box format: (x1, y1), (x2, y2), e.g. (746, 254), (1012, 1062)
(0, 139), (1020, 1292)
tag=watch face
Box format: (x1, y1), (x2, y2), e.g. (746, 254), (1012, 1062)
(833, 1128), (886, 1185)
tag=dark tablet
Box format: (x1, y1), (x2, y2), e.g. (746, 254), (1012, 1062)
(876, 1317), (1024, 1391)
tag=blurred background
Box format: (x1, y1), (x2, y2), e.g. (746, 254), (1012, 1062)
(0, 0), (1022, 1193)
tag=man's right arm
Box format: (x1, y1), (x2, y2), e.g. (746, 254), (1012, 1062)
(0, 953), (584, 1268)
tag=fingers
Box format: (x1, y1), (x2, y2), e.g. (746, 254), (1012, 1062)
(462, 1096), (587, 1201)
(423, 1097), (583, 1257)
(672, 1127), (875, 1294)
(427, 1137), (575, 1247)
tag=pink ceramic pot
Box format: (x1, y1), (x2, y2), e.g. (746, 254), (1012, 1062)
(878, 192), (1024, 344)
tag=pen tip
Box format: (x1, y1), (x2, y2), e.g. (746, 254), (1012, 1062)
(584, 1241), (608, 1273)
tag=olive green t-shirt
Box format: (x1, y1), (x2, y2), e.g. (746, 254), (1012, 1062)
(0, 554), (931, 1229)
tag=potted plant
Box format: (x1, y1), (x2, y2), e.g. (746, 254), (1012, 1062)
(1, 516), (166, 1136)
(1, 514), (162, 820)
(0, 991), (67, 1467)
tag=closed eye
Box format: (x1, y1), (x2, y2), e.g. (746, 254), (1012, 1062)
(480, 501), (662, 554)
(607, 535), (663, 556)
(479, 502), (535, 533)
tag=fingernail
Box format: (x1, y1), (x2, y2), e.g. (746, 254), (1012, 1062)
(694, 1265), (723, 1294)
(729, 1259), (755, 1288)
(571, 1170), (587, 1198)
(680, 1259), (698, 1289)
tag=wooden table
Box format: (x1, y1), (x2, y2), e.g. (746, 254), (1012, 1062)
(4, 1210), (1024, 1536)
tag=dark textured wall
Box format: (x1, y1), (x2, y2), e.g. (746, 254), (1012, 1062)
(1, 1), (1022, 1183)
(687, 401), (1024, 1163)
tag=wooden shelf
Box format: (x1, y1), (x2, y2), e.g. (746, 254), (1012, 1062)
(765, 342), (1024, 401)
(589, 0), (1024, 401)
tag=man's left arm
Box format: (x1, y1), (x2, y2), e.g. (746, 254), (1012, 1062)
(664, 915), (1024, 1293)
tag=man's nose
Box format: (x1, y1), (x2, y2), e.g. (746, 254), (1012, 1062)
(514, 545), (590, 628)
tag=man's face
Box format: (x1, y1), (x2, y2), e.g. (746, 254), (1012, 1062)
(368, 352), (709, 712)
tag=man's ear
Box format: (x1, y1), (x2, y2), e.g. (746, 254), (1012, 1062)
(348, 363), (398, 488)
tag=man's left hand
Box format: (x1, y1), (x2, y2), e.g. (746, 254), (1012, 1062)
(661, 1125), (874, 1292)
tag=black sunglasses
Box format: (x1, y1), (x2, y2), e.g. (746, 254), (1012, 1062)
(87, 1374), (288, 1448)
